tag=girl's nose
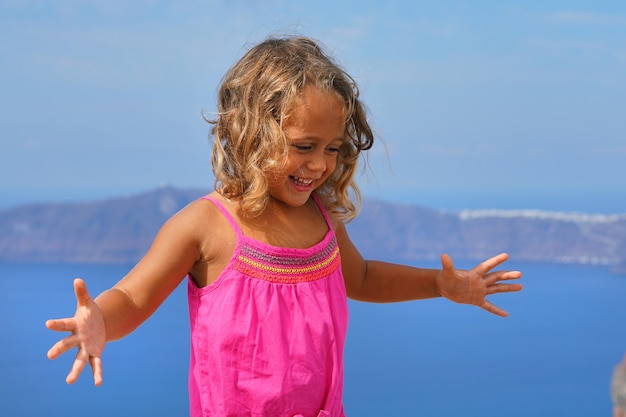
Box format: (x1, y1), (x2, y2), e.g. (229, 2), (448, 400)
(306, 153), (327, 173)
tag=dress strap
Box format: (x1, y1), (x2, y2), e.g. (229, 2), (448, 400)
(201, 195), (243, 239)
(202, 193), (332, 237)
(310, 193), (334, 232)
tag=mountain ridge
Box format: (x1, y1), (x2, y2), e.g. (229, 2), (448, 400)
(1, 186), (625, 274)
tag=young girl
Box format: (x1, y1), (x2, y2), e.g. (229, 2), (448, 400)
(46, 36), (522, 417)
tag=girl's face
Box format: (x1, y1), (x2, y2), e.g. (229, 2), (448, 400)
(268, 86), (346, 207)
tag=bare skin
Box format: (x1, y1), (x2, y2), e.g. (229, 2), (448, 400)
(46, 87), (522, 385)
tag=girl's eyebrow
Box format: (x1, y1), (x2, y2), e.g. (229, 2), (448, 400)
(288, 135), (345, 143)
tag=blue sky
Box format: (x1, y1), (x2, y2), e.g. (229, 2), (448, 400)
(2, 0), (625, 211)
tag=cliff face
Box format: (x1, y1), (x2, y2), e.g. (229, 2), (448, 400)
(0, 187), (206, 264)
(1, 187), (625, 273)
(350, 201), (626, 272)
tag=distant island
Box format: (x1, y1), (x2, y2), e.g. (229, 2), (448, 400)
(1, 186), (625, 274)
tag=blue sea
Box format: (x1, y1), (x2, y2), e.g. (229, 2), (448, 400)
(1, 260), (625, 416)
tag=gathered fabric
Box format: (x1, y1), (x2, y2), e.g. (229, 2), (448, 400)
(187, 194), (348, 417)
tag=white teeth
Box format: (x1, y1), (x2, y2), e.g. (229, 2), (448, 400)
(292, 176), (314, 185)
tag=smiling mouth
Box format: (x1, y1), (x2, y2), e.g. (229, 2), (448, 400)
(290, 176), (315, 187)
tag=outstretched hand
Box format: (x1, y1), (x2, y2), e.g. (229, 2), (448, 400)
(435, 253), (522, 317)
(46, 278), (106, 385)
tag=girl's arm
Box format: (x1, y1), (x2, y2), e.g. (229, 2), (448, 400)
(95, 204), (204, 340)
(46, 201), (208, 385)
(335, 221), (522, 316)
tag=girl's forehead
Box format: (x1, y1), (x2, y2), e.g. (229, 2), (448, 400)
(287, 87), (347, 119)
(282, 87), (347, 143)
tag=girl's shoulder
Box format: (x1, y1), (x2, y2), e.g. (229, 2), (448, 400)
(172, 192), (226, 224)
(157, 191), (238, 259)
(180, 192), (239, 287)
(176, 191), (236, 236)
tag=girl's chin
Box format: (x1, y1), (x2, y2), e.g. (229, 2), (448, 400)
(269, 190), (314, 207)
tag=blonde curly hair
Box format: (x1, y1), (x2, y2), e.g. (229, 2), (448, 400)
(208, 35), (374, 221)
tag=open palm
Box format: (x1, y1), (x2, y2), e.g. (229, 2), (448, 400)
(436, 253), (523, 317)
(46, 278), (106, 385)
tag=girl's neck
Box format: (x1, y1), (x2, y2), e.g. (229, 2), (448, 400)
(234, 195), (329, 249)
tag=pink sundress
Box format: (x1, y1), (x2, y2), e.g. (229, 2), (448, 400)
(187, 194), (349, 417)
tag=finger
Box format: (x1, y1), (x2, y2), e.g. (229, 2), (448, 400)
(488, 283), (523, 294)
(481, 300), (509, 318)
(484, 270), (523, 285)
(90, 356), (103, 386)
(440, 253), (455, 272)
(74, 278), (93, 307)
(47, 334), (80, 360)
(473, 253), (510, 275)
(66, 351), (89, 384)
(496, 270), (522, 280)
(45, 318), (76, 332)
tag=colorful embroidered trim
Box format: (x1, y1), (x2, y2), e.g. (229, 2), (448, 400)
(233, 238), (341, 284)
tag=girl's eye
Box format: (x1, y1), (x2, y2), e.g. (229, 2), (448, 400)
(291, 144), (341, 153)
